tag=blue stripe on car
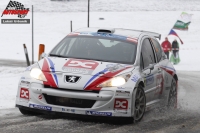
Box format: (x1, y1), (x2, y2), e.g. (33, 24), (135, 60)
(83, 69), (108, 89)
(47, 58), (58, 86)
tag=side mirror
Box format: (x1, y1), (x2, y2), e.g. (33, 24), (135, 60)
(143, 68), (151, 75)
(40, 52), (47, 60)
(142, 64), (154, 76)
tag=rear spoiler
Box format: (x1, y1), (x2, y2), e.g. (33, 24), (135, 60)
(141, 31), (161, 40)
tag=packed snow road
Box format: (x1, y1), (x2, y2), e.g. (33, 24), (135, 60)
(0, 71), (200, 133)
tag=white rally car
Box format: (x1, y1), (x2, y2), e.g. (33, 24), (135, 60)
(16, 28), (178, 122)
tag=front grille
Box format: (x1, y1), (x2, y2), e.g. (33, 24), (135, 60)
(43, 85), (99, 94)
(43, 94), (96, 108)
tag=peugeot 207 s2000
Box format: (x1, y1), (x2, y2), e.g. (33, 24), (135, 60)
(16, 28), (178, 122)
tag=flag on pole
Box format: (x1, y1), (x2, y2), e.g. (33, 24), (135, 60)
(168, 29), (184, 44)
(173, 12), (193, 31)
(178, 12), (192, 23)
(173, 20), (190, 31)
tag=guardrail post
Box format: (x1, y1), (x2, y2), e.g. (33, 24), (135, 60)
(23, 44), (30, 66)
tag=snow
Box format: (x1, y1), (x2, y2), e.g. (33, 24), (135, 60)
(0, 0), (200, 109)
(0, 66), (25, 109)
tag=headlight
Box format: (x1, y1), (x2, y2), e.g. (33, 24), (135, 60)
(97, 73), (131, 87)
(30, 68), (47, 81)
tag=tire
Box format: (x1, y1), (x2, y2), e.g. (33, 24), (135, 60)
(167, 78), (177, 109)
(19, 108), (41, 116)
(133, 86), (146, 122)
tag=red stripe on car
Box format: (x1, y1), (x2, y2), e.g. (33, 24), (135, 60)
(84, 67), (131, 91)
(42, 59), (57, 88)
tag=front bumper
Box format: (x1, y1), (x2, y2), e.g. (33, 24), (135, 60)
(16, 80), (134, 117)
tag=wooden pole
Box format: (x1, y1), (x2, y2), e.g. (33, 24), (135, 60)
(23, 44), (30, 66)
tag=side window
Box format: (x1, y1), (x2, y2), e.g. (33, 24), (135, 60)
(151, 38), (162, 62)
(141, 38), (156, 69)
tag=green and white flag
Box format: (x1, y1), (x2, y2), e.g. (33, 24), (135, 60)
(173, 12), (193, 31)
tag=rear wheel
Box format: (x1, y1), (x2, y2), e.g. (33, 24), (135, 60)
(168, 78), (177, 109)
(19, 108), (41, 116)
(133, 86), (146, 122)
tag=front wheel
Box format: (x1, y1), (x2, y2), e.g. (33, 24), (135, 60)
(133, 86), (146, 122)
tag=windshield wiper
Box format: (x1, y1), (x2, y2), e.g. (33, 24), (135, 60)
(49, 54), (68, 58)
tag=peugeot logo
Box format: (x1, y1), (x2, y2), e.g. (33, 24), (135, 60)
(65, 75), (81, 83)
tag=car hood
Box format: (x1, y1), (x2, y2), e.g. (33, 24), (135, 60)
(37, 57), (134, 90)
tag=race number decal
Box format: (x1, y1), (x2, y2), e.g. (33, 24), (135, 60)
(62, 59), (99, 74)
(20, 88), (29, 100)
(114, 99), (128, 110)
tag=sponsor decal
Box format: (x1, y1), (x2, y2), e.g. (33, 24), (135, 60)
(90, 32), (127, 41)
(131, 74), (140, 82)
(29, 104), (52, 111)
(114, 109), (128, 114)
(63, 59), (98, 74)
(25, 66), (32, 71)
(20, 88), (29, 100)
(79, 32), (93, 36)
(21, 80), (30, 84)
(117, 87), (125, 89)
(116, 90), (130, 96)
(105, 64), (127, 72)
(86, 111), (112, 116)
(145, 74), (154, 85)
(38, 94), (42, 100)
(65, 75), (81, 83)
(116, 90), (130, 94)
(1, 0), (30, 24)
(114, 99), (128, 110)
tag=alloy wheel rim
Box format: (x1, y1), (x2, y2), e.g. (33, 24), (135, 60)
(134, 88), (145, 121)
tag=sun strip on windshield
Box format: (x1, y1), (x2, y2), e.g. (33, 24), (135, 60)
(67, 32), (138, 44)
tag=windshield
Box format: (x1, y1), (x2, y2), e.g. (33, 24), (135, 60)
(50, 36), (137, 64)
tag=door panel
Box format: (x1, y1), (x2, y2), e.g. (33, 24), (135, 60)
(140, 38), (158, 104)
(150, 38), (169, 105)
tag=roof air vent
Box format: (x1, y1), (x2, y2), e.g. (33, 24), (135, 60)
(97, 29), (115, 33)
